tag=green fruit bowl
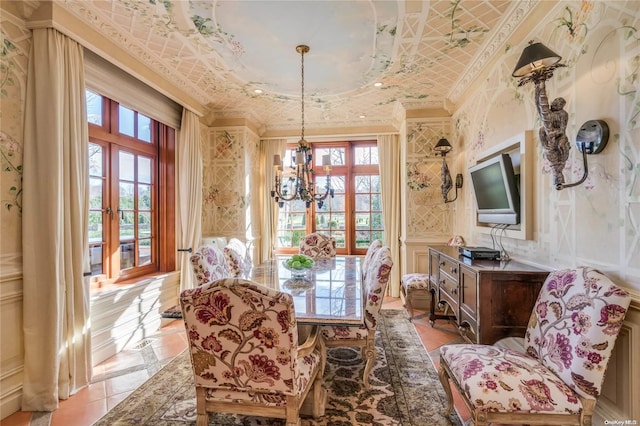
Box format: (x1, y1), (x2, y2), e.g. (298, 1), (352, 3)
(283, 255), (314, 277)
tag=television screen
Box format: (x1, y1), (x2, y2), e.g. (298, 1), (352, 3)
(469, 153), (520, 225)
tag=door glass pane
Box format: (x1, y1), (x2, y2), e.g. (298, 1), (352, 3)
(371, 175), (381, 192)
(138, 184), (151, 209)
(139, 239), (151, 266)
(138, 212), (151, 238)
(88, 143), (102, 175)
(138, 156), (151, 183)
(332, 213), (346, 230)
(356, 231), (371, 249)
(138, 114), (151, 142)
(330, 194), (345, 210)
(118, 105), (135, 137)
(120, 211), (135, 239)
(119, 182), (134, 209)
(355, 194), (370, 210)
(120, 242), (135, 269)
(119, 152), (135, 181)
(88, 212), (103, 243)
(89, 177), (103, 209)
(316, 213), (330, 230)
(371, 194), (381, 211)
(355, 175), (370, 192)
(355, 213), (370, 230)
(332, 231), (346, 248)
(372, 213), (383, 229)
(89, 245), (103, 274)
(86, 90), (103, 126)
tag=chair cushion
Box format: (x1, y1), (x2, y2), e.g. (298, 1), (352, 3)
(402, 273), (430, 290)
(441, 344), (583, 415)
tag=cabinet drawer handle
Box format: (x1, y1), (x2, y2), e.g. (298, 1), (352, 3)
(440, 279), (445, 285)
(450, 267), (457, 274)
(452, 288), (458, 295)
(439, 261), (445, 267)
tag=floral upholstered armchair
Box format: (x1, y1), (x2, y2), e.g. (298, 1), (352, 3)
(438, 267), (631, 426)
(180, 278), (326, 426)
(190, 245), (231, 286)
(298, 232), (337, 259)
(319, 246), (393, 388)
(223, 238), (252, 278)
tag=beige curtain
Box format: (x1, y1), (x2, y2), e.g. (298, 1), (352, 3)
(377, 134), (401, 297)
(177, 109), (202, 292)
(259, 139), (286, 263)
(22, 28), (90, 411)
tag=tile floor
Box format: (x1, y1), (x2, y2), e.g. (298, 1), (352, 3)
(1, 297), (470, 426)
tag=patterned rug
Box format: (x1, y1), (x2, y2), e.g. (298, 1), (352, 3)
(94, 309), (461, 426)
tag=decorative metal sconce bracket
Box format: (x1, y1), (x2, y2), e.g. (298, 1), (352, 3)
(555, 119), (609, 190)
(443, 172), (463, 203)
(434, 137), (463, 203)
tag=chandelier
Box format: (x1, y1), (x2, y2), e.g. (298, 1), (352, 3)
(271, 45), (334, 209)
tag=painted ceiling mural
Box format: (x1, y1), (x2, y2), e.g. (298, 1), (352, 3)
(58, 0), (524, 133)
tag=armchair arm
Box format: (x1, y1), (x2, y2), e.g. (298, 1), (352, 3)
(297, 325), (320, 358)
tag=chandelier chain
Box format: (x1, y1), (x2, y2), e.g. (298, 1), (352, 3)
(301, 46), (305, 141)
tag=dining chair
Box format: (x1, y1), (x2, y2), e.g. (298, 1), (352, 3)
(180, 278), (326, 426)
(319, 246), (393, 388)
(190, 245), (231, 286)
(361, 239), (382, 280)
(223, 238), (252, 277)
(298, 232), (337, 259)
(438, 267), (631, 426)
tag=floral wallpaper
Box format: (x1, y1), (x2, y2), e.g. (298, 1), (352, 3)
(0, 20), (29, 268)
(451, 0), (640, 288)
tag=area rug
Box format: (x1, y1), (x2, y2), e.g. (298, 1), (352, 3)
(94, 309), (461, 426)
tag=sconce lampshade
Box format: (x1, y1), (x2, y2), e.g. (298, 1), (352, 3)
(434, 138), (453, 155)
(512, 41), (562, 77)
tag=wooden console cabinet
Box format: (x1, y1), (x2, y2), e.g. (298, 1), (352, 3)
(428, 245), (549, 344)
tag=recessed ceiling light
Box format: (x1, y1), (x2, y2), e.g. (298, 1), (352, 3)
(359, 114), (366, 119)
(254, 89), (263, 94)
(373, 82), (382, 87)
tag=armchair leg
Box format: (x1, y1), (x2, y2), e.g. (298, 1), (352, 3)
(362, 336), (376, 389)
(195, 387), (210, 426)
(437, 361), (454, 416)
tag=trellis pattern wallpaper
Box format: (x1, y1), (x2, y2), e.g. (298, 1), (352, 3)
(405, 118), (453, 238)
(452, 0), (640, 286)
(201, 127), (259, 239)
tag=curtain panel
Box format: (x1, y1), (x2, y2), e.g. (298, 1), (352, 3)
(377, 134), (401, 297)
(259, 139), (285, 263)
(22, 28), (91, 411)
(177, 109), (203, 292)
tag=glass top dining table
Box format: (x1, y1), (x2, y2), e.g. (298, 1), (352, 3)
(249, 255), (363, 326)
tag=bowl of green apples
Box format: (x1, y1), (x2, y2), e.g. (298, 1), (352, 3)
(283, 254), (314, 277)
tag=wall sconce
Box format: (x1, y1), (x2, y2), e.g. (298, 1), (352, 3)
(434, 138), (463, 203)
(513, 40), (608, 190)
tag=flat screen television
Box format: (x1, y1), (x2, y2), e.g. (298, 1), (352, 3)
(468, 153), (520, 225)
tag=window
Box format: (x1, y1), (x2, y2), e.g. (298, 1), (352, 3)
(87, 90), (175, 284)
(275, 141), (382, 255)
